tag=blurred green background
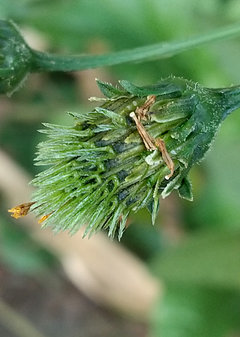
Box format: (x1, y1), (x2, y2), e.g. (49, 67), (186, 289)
(1, 1), (240, 336)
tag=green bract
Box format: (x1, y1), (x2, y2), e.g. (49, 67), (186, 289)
(0, 20), (32, 95)
(30, 77), (240, 239)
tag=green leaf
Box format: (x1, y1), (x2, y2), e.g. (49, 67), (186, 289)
(119, 78), (184, 97)
(151, 230), (240, 290)
(96, 79), (126, 98)
(178, 176), (193, 201)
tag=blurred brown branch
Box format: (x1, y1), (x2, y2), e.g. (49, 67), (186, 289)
(0, 298), (49, 337)
(0, 149), (160, 320)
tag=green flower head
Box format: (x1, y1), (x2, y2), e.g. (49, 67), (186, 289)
(0, 20), (32, 95)
(9, 77), (240, 239)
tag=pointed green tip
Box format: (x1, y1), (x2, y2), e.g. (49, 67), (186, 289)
(96, 78), (126, 98)
(178, 177), (193, 201)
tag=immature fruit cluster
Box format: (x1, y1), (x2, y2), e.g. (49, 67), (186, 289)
(9, 77), (240, 239)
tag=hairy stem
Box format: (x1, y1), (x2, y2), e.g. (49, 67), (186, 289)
(31, 23), (240, 72)
(212, 85), (240, 119)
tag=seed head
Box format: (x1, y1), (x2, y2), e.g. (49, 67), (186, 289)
(11, 77), (240, 239)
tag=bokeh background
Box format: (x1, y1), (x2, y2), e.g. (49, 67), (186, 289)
(1, 1), (240, 336)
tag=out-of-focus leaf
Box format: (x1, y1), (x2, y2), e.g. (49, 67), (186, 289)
(0, 219), (56, 274)
(121, 209), (163, 260)
(187, 111), (240, 230)
(151, 285), (240, 337)
(151, 230), (240, 290)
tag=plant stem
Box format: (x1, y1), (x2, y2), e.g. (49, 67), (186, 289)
(214, 85), (240, 119)
(31, 22), (240, 72)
